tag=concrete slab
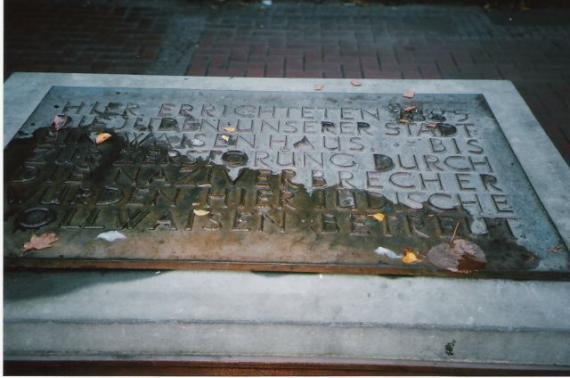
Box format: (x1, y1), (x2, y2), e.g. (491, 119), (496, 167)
(3, 73), (570, 369)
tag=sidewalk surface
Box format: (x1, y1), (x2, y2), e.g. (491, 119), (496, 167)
(5, 0), (570, 164)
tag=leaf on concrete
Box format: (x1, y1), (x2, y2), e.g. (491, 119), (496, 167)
(427, 239), (486, 273)
(350, 80), (362, 87)
(96, 132), (112, 145)
(23, 233), (58, 252)
(403, 89), (415, 99)
(314, 84), (325, 91)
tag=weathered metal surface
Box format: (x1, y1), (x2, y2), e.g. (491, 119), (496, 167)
(3, 86), (568, 277)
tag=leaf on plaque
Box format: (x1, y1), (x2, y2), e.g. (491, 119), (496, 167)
(52, 114), (70, 131)
(427, 239), (486, 273)
(404, 106), (417, 113)
(224, 127), (236, 133)
(96, 132), (112, 145)
(370, 212), (385, 222)
(193, 209), (210, 216)
(402, 248), (420, 264)
(23, 233), (58, 252)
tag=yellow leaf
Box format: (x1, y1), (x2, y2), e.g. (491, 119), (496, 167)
(221, 135), (230, 142)
(193, 209), (210, 216)
(402, 248), (420, 264)
(370, 213), (385, 222)
(96, 133), (112, 144)
(224, 127), (236, 133)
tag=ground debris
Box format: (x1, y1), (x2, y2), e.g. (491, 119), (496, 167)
(193, 209), (210, 216)
(314, 83), (324, 91)
(403, 89), (415, 99)
(97, 231), (127, 242)
(402, 248), (421, 264)
(23, 233), (58, 252)
(427, 239), (486, 273)
(52, 114), (70, 130)
(96, 132), (112, 144)
(369, 212), (385, 222)
(350, 80), (362, 87)
(374, 246), (400, 260)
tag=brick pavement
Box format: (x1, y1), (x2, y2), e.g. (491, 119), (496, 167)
(4, 0), (570, 164)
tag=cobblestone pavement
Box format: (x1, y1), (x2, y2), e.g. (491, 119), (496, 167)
(5, 0), (570, 164)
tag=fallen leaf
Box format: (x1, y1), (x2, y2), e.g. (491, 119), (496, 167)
(403, 89), (415, 99)
(96, 133), (112, 144)
(550, 244), (563, 253)
(426, 122), (440, 128)
(52, 114), (69, 130)
(404, 106), (416, 113)
(370, 213), (385, 222)
(314, 84), (324, 91)
(190, 138), (205, 147)
(350, 80), (362, 87)
(193, 209), (210, 216)
(374, 246), (399, 260)
(97, 230), (127, 242)
(224, 127), (236, 133)
(399, 119), (410, 124)
(427, 239), (486, 273)
(402, 248), (420, 264)
(221, 135), (230, 142)
(23, 233), (58, 252)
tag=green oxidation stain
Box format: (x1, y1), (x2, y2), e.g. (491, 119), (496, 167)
(3, 127), (541, 273)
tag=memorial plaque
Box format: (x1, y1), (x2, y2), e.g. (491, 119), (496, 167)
(4, 85), (569, 278)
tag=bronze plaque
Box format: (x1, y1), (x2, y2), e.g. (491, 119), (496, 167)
(4, 86), (568, 278)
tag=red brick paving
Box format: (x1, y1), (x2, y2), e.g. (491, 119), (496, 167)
(4, 0), (570, 165)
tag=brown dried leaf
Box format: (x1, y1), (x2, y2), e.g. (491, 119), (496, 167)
(350, 80), (362, 87)
(402, 248), (420, 264)
(403, 89), (415, 99)
(314, 84), (325, 91)
(96, 133), (112, 144)
(52, 114), (69, 131)
(427, 239), (486, 273)
(404, 106), (416, 113)
(23, 233), (58, 252)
